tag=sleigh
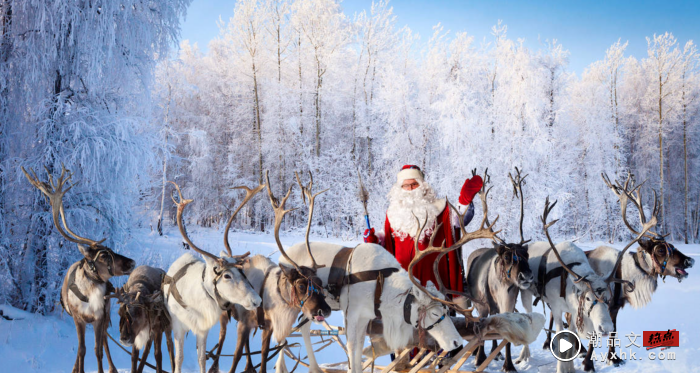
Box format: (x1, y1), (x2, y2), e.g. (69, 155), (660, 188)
(277, 313), (542, 373)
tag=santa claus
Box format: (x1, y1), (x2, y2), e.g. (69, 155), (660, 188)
(364, 165), (483, 299)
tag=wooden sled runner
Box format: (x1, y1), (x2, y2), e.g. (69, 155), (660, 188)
(279, 314), (539, 373)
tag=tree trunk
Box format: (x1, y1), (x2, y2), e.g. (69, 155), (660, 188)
(253, 60), (263, 184)
(682, 78), (688, 243)
(157, 84), (172, 236)
(658, 73), (665, 232)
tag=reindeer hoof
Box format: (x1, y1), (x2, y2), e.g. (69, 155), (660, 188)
(543, 339), (551, 350)
(583, 360), (595, 372)
(502, 362), (517, 373)
(609, 357), (625, 367)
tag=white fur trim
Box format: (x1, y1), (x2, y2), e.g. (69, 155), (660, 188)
(397, 168), (424, 183)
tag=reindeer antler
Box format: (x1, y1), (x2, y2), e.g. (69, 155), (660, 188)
(508, 167), (530, 245)
(295, 171), (327, 270)
(265, 170), (301, 272)
(223, 184), (266, 258)
(22, 165), (106, 249)
(601, 173), (660, 292)
(169, 181), (225, 265)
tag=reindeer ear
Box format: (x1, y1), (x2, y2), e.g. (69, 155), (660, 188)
(219, 250), (230, 258)
(639, 239), (653, 252)
(492, 242), (499, 249)
(202, 255), (218, 270)
(77, 244), (98, 260)
(495, 245), (505, 256)
(522, 244), (529, 251)
(279, 264), (296, 279)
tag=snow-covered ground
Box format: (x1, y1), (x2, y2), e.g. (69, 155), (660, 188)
(1, 227), (698, 373)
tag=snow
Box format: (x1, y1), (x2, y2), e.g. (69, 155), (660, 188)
(1, 228), (698, 373)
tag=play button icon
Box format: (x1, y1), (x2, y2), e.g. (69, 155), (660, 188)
(559, 338), (573, 354)
(550, 330), (581, 362)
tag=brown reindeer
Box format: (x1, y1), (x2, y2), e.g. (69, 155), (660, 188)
(108, 265), (175, 373)
(23, 165), (135, 373)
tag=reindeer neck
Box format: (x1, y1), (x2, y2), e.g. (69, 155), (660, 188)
(625, 251), (658, 309)
(276, 271), (301, 310)
(80, 258), (107, 284)
(632, 250), (657, 279)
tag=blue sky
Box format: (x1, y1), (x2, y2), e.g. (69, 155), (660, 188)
(179, 0), (699, 75)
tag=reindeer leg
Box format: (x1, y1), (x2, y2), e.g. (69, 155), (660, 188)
(502, 342), (517, 372)
(543, 313), (554, 350)
(474, 344), (487, 367)
(197, 332), (209, 373)
(173, 328), (186, 373)
(74, 322), (87, 373)
(243, 336), (254, 373)
(554, 310), (575, 373)
(165, 328), (175, 372)
(228, 324), (251, 373)
(131, 347), (140, 373)
(260, 327), (274, 373)
(346, 316), (370, 373)
(138, 339), (153, 373)
(491, 339), (504, 361)
(301, 320), (323, 373)
(582, 340), (595, 372)
(103, 334), (118, 373)
(607, 306), (624, 366)
(154, 331), (164, 373)
(94, 319), (106, 373)
(210, 311), (229, 373)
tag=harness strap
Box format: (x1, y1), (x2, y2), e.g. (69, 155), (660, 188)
(533, 248), (552, 306)
(68, 260), (90, 303)
(162, 261), (196, 309)
(326, 246), (399, 320)
(533, 255), (582, 305)
(612, 263), (623, 308)
(327, 247), (354, 298)
(257, 268), (273, 329)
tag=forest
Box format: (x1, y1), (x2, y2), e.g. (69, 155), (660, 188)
(0, 0), (698, 313)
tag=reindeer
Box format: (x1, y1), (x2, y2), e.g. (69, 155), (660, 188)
(207, 171), (332, 373)
(283, 188), (503, 373)
(108, 265), (174, 373)
(164, 182), (262, 373)
(465, 168), (535, 372)
(572, 174), (693, 371)
(22, 165), (136, 373)
(518, 196), (651, 373)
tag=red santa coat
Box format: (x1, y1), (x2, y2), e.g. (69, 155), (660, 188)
(381, 200), (464, 293)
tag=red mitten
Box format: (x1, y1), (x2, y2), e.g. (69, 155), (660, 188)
(459, 175), (483, 205)
(364, 228), (378, 244)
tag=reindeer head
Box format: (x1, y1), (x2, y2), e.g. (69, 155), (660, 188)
(170, 181), (261, 311)
(568, 274), (614, 337)
(279, 264), (331, 322)
(408, 282), (462, 351)
(113, 289), (165, 348)
(494, 243), (533, 289)
(638, 238), (694, 282)
(602, 173), (694, 283)
(493, 167), (534, 289)
(22, 165), (135, 282)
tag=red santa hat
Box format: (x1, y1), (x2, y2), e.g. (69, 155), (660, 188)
(396, 165), (424, 183)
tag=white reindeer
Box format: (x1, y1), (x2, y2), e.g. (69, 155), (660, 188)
(164, 182), (262, 373)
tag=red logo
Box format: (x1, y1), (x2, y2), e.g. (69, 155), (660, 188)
(643, 330), (679, 350)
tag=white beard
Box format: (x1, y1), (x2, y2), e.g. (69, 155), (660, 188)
(386, 180), (441, 240)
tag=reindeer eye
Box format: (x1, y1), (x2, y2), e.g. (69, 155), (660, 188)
(224, 274), (232, 280)
(586, 297), (590, 301)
